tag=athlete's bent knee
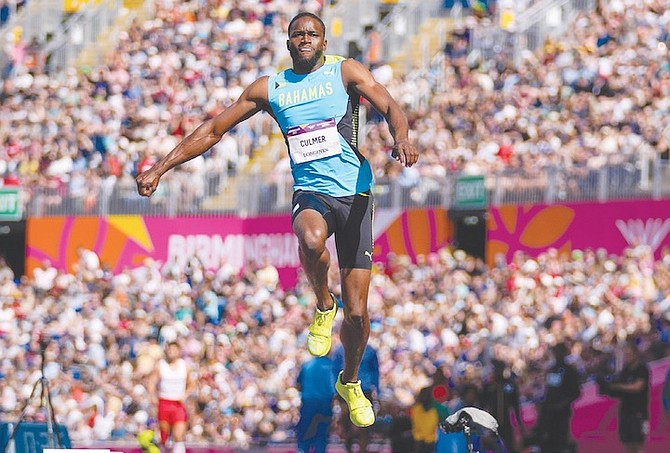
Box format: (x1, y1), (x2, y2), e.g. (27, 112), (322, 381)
(298, 229), (327, 258)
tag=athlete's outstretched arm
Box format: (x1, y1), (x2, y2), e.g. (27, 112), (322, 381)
(341, 59), (418, 167)
(137, 77), (269, 197)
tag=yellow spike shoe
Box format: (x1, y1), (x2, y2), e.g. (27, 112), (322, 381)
(307, 295), (337, 357)
(335, 371), (375, 427)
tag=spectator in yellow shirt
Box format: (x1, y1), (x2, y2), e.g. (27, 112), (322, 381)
(410, 386), (439, 453)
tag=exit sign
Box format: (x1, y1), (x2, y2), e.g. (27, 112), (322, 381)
(0, 188), (22, 220)
(454, 175), (487, 209)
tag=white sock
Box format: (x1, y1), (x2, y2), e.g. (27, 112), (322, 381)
(173, 441), (186, 453)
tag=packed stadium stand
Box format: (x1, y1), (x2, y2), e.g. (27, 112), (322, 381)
(1, 0), (670, 451)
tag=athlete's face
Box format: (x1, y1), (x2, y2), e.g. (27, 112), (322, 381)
(287, 17), (327, 72)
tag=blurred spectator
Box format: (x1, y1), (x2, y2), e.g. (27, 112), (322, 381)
(388, 404), (413, 453)
(482, 358), (524, 452)
(296, 354), (336, 453)
(410, 386), (440, 453)
(1, 1), (11, 28)
(148, 341), (194, 453)
(362, 24), (382, 68)
(449, 383), (482, 416)
(526, 342), (580, 453)
(598, 340), (650, 453)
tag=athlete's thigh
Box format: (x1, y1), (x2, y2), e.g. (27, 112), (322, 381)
(292, 190), (337, 239)
(333, 192), (374, 270)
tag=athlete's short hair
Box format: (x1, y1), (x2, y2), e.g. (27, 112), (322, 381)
(288, 12), (326, 37)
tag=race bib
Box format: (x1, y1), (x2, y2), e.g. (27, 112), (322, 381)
(287, 118), (342, 164)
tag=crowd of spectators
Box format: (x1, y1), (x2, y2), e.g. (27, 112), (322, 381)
(1, 0), (670, 215)
(0, 0), (317, 214)
(360, 0), (670, 203)
(0, 243), (668, 447)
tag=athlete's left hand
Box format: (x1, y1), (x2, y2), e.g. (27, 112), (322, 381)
(391, 140), (418, 167)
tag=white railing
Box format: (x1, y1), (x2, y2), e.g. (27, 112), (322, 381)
(469, 0), (596, 67)
(321, 0), (448, 72)
(20, 157), (670, 218)
(0, 0), (65, 71)
(44, 0), (125, 72)
(376, 0), (447, 73)
(320, 0), (379, 58)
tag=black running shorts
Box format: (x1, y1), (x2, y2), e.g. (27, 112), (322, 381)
(291, 190), (374, 270)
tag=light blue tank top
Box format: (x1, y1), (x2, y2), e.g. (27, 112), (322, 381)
(267, 56), (373, 197)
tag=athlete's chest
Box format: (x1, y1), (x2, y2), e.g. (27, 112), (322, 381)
(272, 68), (346, 115)
(274, 79), (337, 109)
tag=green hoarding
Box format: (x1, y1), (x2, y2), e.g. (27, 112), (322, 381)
(0, 188), (22, 221)
(454, 175), (487, 209)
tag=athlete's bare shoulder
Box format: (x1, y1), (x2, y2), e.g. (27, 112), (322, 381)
(340, 58), (374, 86)
(245, 76), (271, 104)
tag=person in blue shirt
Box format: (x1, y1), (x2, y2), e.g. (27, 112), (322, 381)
(297, 355), (336, 453)
(136, 11), (418, 428)
(332, 343), (379, 452)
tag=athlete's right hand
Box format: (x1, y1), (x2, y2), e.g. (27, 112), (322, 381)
(136, 169), (161, 197)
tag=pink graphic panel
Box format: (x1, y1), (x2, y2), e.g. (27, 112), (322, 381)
(488, 199), (670, 263)
(26, 209), (453, 289)
(27, 215), (300, 287)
